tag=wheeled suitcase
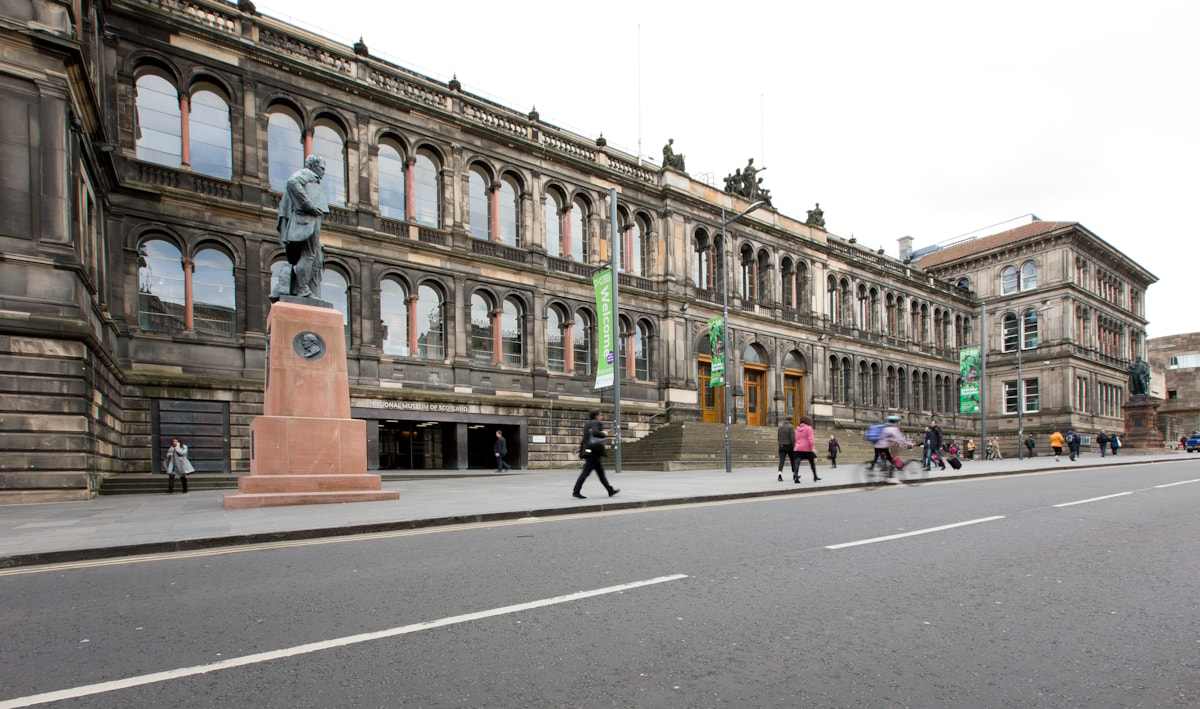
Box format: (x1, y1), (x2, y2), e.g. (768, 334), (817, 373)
(947, 455), (962, 470)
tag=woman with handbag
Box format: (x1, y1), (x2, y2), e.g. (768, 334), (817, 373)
(163, 438), (195, 493)
(572, 409), (618, 499)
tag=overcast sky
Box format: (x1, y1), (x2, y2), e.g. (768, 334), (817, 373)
(257, 0), (1198, 339)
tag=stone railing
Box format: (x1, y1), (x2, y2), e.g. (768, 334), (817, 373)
(548, 256), (592, 278)
(463, 101), (527, 139)
(142, 0), (238, 34)
(379, 217), (406, 237)
(609, 156), (658, 185)
(618, 273), (656, 292)
(540, 132), (596, 163)
(471, 239), (527, 264)
(191, 174), (234, 200)
(418, 226), (447, 246)
(368, 69), (447, 109)
(259, 28), (353, 75)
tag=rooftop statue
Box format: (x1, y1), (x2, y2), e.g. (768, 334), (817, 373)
(722, 158), (772, 206)
(806, 203), (825, 228)
(662, 138), (686, 172)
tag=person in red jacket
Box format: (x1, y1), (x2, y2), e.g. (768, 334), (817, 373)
(791, 415), (821, 483)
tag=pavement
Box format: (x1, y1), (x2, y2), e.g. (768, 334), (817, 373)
(0, 451), (1192, 569)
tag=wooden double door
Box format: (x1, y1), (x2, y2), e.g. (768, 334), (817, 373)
(699, 358), (773, 426)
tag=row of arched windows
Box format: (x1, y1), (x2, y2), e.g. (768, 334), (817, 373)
(133, 63), (657, 275)
(134, 236), (655, 377)
(827, 356), (962, 413)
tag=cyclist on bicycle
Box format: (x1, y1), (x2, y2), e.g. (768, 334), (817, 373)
(868, 415), (910, 483)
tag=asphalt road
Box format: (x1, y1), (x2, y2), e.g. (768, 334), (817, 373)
(2, 461), (1198, 708)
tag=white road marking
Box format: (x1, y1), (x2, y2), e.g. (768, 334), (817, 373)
(1052, 492), (1133, 507)
(825, 515), (1006, 549)
(0, 574), (688, 709)
(1154, 478), (1200, 488)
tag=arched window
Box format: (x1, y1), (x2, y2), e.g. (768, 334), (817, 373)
(828, 355), (841, 401)
(857, 284), (868, 328)
(694, 230), (713, 290)
(413, 150), (440, 227)
(840, 278), (853, 324)
(1022, 308), (1040, 349)
(1002, 313), (1019, 352)
(380, 278), (409, 356)
(468, 165), (491, 240)
(189, 89), (232, 179)
(796, 262), (809, 312)
(756, 250), (771, 305)
(921, 372), (931, 410)
(1020, 260), (1038, 290)
(869, 288), (880, 331)
(841, 357), (853, 404)
(1001, 265), (1018, 295)
(571, 197), (589, 262)
(626, 215), (648, 276)
(634, 320), (651, 380)
(781, 257), (795, 309)
(547, 305), (566, 373)
(501, 297), (524, 366)
(470, 293), (494, 364)
(574, 310), (593, 376)
(886, 366), (897, 408)
(545, 189), (565, 258)
(312, 119), (346, 207)
(871, 363), (881, 406)
(911, 370), (921, 410)
(323, 268), (350, 347)
(498, 176), (520, 247)
(192, 247), (235, 336)
(956, 276), (971, 291)
(416, 284), (444, 361)
(741, 244), (756, 301)
(858, 361), (869, 405)
(897, 367), (908, 409)
(378, 142), (406, 220)
(135, 73), (181, 168)
(267, 109), (303, 193)
(137, 238), (185, 332)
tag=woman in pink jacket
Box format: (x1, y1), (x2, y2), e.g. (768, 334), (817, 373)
(791, 415), (821, 483)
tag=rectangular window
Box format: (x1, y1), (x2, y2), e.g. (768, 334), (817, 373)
(1023, 378), (1040, 412)
(1003, 381), (1018, 414)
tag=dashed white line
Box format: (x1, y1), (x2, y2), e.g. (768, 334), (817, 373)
(1154, 479), (1200, 489)
(825, 516), (1006, 549)
(1053, 492), (1133, 508)
(0, 573), (688, 709)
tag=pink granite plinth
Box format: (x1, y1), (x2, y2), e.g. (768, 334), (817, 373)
(225, 301), (397, 510)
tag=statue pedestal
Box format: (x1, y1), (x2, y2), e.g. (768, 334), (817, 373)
(1121, 395), (1165, 452)
(224, 302), (398, 509)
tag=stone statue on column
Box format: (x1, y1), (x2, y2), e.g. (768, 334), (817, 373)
(271, 155), (330, 302)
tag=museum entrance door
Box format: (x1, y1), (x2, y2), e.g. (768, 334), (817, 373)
(699, 356), (724, 424)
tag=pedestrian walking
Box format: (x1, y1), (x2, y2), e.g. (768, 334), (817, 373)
(965, 439), (975, 461)
(1109, 434), (1121, 456)
(163, 437), (194, 493)
(1050, 430), (1065, 461)
(777, 417), (796, 482)
(1067, 429), (1081, 461)
(991, 435), (1003, 460)
(1024, 433), (1036, 458)
(923, 422), (946, 471)
(494, 429), (511, 472)
(827, 435), (842, 469)
(791, 415), (820, 483)
(572, 409), (618, 499)
(1096, 430), (1109, 457)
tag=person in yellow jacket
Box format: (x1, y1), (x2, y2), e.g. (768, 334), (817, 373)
(1049, 430), (1065, 461)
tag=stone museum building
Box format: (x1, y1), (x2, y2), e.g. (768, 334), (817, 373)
(0, 0), (1157, 500)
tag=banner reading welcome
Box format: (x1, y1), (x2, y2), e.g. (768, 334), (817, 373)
(708, 317), (725, 387)
(959, 346), (980, 414)
(593, 270), (615, 389)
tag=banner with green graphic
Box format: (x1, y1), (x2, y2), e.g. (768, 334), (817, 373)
(593, 270), (615, 389)
(709, 317), (725, 387)
(959, 346), (981, 414)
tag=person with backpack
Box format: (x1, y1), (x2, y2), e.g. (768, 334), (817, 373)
(1096, 430), (1109, 457)
(867, 415), (909, 483)
(1066, 429), (1081, 461)
(1110, 434), (1121, 456)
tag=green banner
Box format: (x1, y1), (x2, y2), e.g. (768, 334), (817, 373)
(593, 270), (615, 389)
(709, 317), (725, 387)
(959, 346), (981, 414)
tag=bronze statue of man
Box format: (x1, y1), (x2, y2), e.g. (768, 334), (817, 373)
(272, 155), (330, 301)
(1128, 355), (1151, 397)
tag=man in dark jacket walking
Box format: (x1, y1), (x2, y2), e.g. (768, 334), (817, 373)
(573, 409), (618, 499)
(777, 417), (795, 482)
(923, 420), (946, 471)
(494, 430), (511, 472)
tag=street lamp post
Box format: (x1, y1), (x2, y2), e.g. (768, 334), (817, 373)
(721, 200), (767, 473)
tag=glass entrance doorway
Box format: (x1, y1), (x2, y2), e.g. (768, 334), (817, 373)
(378, 420), (446, 470)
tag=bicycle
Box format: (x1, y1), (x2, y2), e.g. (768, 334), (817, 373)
(861, 450), (927, 489)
